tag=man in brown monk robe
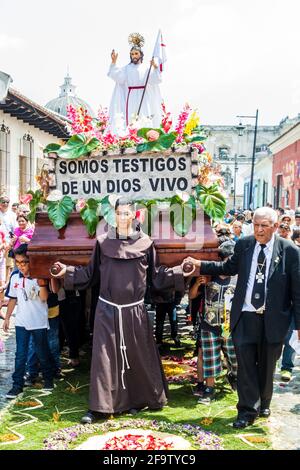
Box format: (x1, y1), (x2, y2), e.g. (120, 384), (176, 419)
(52, 197), (193, 423)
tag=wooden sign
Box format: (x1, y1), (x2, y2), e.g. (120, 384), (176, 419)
(48, 151), (199, 200)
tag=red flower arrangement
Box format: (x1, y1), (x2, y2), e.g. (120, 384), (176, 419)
(67, 105), (93, 134)
(175, 104), (191, 143)
(102, 433), (174, 450)
(161, 102), (173, 133)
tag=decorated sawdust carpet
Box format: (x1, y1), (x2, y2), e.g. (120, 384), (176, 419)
(43, 419), (223, 450)
(162, 355), (197, 384)
(75, 429), (191, 450)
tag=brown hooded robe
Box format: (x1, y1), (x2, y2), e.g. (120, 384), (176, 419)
(64, 229), (184, 413)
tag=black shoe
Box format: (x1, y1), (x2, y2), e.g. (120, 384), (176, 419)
(43, 381), (54, 391)
(148, 406), (163, 411)
(128, 408), (140, 415)
(81, 410), (96, 424)
(24, 375), (38, 387)
(6, 387), (23, 399)
(193, 382), (206, 397)
(81, 410), (108, 424)
(173, 337), (181, 348)
(227, 372), (237, 391)
(259, 408), (271, 418)
(54, 369), (63, 379)
(197, 386), (215, 404)
(232, 418), (255, 429)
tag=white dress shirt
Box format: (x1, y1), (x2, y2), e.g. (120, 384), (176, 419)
(242, 235), (275, 312)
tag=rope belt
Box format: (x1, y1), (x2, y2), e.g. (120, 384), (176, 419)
(99, 296), (144, 389)
(126, 85), (145, 125)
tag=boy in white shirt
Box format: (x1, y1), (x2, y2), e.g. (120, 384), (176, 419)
(2, 244), (54, 399)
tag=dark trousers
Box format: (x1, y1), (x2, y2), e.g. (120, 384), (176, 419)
(232, 311), (282, 421)
(27, 317), (61, 377)
(155, 303), (178, 343)
(281, 319), (296, 372)
(59, 294), (82, 359)
(13, 326), (53, 390)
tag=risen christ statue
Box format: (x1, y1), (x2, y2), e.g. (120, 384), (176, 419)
(107, 33), (163, 134)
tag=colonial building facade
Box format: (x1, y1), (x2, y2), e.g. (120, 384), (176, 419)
(204, 115), (300, 209)
(269, 122), (300, 210)
(0, 74), (69, 202)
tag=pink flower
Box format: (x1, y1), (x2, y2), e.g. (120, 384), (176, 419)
(135, 209), (146, 224)
(146, 130), (160, 142)
(97, 106), (109, 133)
(125, 125), (142, 143)
(76, 199), (87, 212)
(101, 131), (119, 149)
(191, 143), (205, 154)
(67, 105), (93, 135)
(175, 104), (191, 143)
(20, 194), (33, 205)
(161, 102), (173, 133)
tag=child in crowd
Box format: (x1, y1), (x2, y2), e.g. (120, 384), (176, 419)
(189, 241), (238, 403)
(25, 279), (61, 385)
(0, 220), (7, 315)
(2, 244), (54, 399)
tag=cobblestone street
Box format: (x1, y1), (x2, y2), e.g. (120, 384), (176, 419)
(0, 315), (15, 414)
(269, 354), (300, 450)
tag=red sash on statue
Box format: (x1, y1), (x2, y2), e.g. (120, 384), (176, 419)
(126, 86), (145, 126)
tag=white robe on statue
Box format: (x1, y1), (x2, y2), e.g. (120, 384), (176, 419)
(108, 62), (162, 134)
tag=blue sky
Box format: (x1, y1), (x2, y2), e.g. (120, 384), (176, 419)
(1, 0), (300, 125)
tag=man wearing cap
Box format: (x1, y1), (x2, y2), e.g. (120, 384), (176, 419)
(108, 33), (162, 134)
(280, 214), (293, 227)
(185, 207), (300, 429)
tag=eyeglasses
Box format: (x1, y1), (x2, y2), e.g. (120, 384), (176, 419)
(15, 260), (30, 266)
(279, 224), (290, 230)
(0, 201), (9, 204)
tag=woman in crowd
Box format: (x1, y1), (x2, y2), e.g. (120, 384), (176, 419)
(11, 215), (34, 250)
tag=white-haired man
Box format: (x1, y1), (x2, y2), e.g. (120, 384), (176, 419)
(186, 207), (300, 428)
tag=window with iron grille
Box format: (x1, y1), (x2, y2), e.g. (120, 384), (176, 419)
(0, 124), (10, 193)
(19, 133), (34, 195)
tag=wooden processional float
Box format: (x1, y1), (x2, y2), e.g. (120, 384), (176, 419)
(28, 148), (220, 278)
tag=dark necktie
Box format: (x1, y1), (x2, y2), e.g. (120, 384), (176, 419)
(251, 244), (266, 310)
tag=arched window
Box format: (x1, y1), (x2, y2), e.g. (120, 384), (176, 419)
(218, 147), (230, 160)
(19, 133), (34, 195)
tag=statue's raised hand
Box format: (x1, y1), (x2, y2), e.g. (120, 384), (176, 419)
(111, 49), (118, 64)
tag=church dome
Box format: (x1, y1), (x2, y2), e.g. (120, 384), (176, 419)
(45, 74), (95, 118)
